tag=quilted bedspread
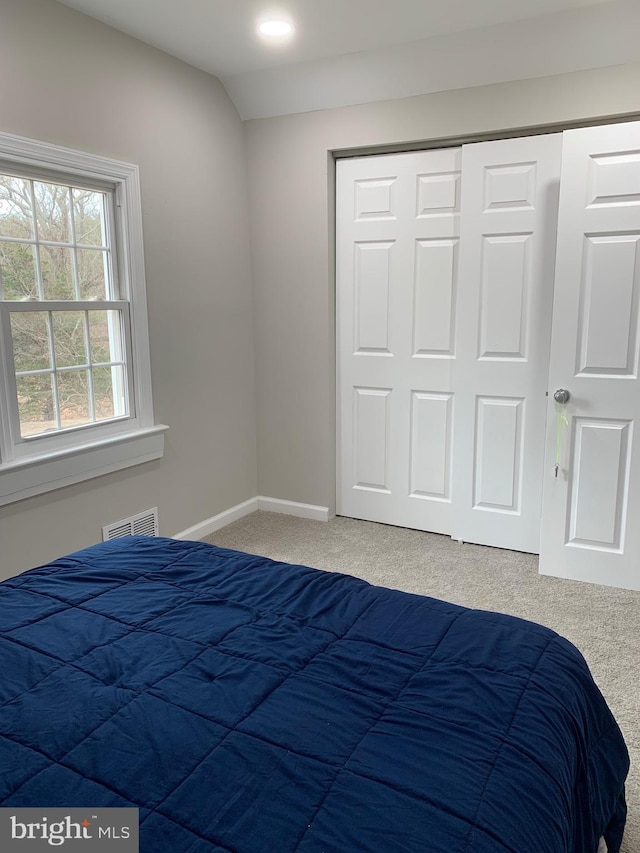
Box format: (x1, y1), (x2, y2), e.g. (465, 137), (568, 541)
(0, 536), (629, 852)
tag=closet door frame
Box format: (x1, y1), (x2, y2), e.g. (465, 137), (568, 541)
(336, 115), (640, 578)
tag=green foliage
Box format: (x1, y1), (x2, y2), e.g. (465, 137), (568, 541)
(0, 241), (37, 299)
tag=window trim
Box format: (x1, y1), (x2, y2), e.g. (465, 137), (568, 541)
(0, 130), (167, 506)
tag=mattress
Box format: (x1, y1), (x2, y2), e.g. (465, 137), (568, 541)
(0, 536), (629, 851)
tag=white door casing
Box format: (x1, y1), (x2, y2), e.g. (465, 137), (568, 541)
(540, 120), (640, 590)
(337, 149), (461, 534)
(452, 134), (563, 553)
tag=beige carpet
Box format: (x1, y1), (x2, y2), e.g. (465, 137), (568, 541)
(204, 510), (639, 852)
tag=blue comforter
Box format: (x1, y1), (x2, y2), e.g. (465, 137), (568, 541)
(0, 537), (629, 851)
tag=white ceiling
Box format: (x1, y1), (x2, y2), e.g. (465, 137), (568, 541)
(55, 0), (640, 120)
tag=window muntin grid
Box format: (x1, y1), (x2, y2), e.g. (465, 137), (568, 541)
(9, 308), (128, 437)
(0, 171), (131, 440)
(0, 175), (112, 301)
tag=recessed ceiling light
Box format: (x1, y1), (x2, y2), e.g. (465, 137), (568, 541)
(258, 20), (294, 38)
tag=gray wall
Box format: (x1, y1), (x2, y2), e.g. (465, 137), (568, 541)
(0, 0), (257, 576)
(245, 63), (640, 514)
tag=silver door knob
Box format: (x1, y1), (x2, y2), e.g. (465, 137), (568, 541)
(553, 388), (570, 404)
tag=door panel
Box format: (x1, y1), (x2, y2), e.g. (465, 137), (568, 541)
(409, 391), (453, 500)
(478, 233), (531, 359)
(353, 387), (391, 492)
(577, 235), (640, 376)
(452, 134), (562, 552)
(413, 239), (458, 356)
(567, 418), (631, 550)
(337, 149), (460, 534)
(354, 241), (393, 353)
(473, 396), (524, 512)
(540, 120), (640, 590)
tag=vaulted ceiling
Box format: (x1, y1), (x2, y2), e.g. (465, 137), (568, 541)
(55, 0), (640, 119)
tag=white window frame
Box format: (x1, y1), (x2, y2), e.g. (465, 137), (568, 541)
(0, 130), (167, 506)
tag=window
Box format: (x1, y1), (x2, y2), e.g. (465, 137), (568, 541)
(0, 131), (166, 506)
(1, 176), (129, 440)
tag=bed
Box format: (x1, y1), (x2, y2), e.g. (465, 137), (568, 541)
(0, 536), (629, 852)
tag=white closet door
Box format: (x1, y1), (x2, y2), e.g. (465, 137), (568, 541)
(540, 120), (640, 590)
(452, 134), (563, 553)
(337, 149), (461, 534)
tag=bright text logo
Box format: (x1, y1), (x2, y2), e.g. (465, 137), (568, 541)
(1, 809), (138, 851)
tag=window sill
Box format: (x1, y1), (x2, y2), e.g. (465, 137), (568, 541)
(0, 424), (169, 507)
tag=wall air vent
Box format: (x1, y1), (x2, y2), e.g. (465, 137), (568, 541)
(102, 507), (159, 541)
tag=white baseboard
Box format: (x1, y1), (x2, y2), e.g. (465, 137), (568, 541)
(172, 495), (329, 540)
(257, 496), (329, 522)
(173, 497), (259, 540)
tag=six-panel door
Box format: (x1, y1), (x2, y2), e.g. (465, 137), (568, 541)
(540, 120), (640, 590)
(452, 134), (562, 552)
(337, 149), (461, 534)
